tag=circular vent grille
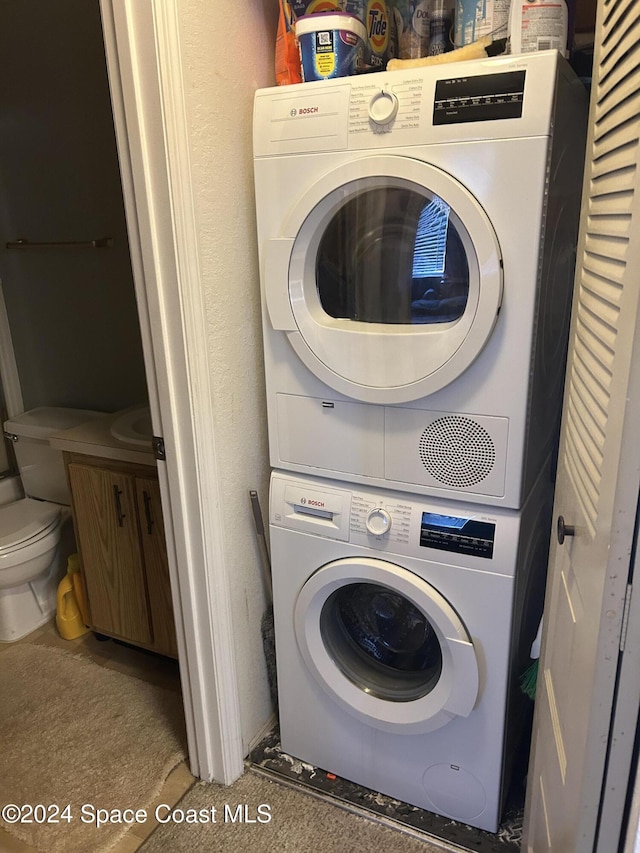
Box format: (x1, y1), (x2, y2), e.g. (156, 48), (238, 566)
(419, 416), (496, 488)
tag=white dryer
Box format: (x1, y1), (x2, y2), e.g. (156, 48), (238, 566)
(270, 470), (552, 832)
(253, 51), (588, 508)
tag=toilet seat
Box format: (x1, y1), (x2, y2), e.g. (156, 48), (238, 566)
(0, 499), (61, 554)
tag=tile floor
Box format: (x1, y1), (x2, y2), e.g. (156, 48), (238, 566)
(251, 727), (525, 852)
(0, 619), (195, 853)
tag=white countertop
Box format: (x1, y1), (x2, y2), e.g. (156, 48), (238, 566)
(50, 410), (156, 467)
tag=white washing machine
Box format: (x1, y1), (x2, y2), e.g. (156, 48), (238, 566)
(254, 51), (588, 509)
(270, 469), (552, 832)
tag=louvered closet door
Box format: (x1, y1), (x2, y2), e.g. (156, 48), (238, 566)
(523, 3), (640, 850)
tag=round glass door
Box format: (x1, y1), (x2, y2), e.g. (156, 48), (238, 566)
(268, 156), (502, 404)
(320, 582), (443, 702)
(317, 188), (470, 327)
(294, 557), (479, 734)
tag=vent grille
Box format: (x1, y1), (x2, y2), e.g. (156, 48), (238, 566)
(563, 0), (640, 536)
(419, 416), (496, 488)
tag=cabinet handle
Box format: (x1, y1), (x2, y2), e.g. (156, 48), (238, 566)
(113, 485), (126, 527)
(143, 490), (154, 535)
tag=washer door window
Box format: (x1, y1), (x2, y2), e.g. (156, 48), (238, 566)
(265, 156), (503, 404)
(294, 557), (479, 734)
(321, 582), (444, 702)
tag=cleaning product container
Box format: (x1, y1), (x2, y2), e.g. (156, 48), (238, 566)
(509, 0), (569, 57)
(343, 0), (398, 70)
(290, 0), (342, 15)
(296, 13), (367, 81)
(454, 0), (509, 46)
(67, 552), (90, 627)
(56, 554), (89, 640)
(395, 0), (429, 59)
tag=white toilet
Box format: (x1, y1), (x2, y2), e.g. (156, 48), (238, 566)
(0, 407), (102, 642)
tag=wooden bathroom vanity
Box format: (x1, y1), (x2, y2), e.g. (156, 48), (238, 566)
(51, 412), (178, 659)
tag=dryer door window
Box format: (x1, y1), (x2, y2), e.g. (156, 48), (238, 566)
(294, 556), (480, 734)
(266, 155), (502, 405)
(317, 188), (469, 327)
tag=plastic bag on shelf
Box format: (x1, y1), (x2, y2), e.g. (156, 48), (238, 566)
(275, 0), (303, 85)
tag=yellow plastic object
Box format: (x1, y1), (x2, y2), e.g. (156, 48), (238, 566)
(67, 553), (90, 627)
(56, 560), (90, 640)
(387, 35), (493, 70)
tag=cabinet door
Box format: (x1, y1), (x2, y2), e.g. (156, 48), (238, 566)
(135, 476), (178, 658)
(69, 463), (152, 645)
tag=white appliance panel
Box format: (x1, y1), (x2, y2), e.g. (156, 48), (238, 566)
(254, 52), (588, 508)
(270, 471), (552, 832)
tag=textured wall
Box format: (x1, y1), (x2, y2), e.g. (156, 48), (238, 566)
(176, 0), (277, 751)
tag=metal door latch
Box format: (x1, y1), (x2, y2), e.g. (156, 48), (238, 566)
(152, 436), (166, 461)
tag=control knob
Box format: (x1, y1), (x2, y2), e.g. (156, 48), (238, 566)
(368, 89), (399, 126)
(366, 507), (392, 536)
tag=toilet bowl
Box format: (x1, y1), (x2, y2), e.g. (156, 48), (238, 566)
(0, 407), (103, 642)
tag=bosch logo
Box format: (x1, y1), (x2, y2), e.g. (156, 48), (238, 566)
(300, 497), (325, 507)
(290, 108), (297, 117)
(298, 106), (319, 115)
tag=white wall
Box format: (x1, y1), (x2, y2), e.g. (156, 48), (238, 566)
(175, 0), (277, 751)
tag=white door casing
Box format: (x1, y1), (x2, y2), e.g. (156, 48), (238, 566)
(100, 0), (244, 784)
(524, 1), (640, 848)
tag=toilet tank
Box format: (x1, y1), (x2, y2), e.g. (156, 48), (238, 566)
(4, 407), (104, 505)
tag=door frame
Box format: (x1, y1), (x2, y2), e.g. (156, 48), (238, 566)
(598, 507), (640, 851)
(100, 0), (244, 783)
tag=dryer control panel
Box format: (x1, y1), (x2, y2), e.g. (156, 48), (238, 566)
(254, 51), (563, 157)
(433, 70), (526, 125)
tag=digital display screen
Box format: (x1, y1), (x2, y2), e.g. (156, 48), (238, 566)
(420, 512), (496, 559)
(433, 70), (526, 125)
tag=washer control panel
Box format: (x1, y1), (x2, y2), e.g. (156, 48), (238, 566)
(351, 494), (411, 544)
(365, 507), (392, 536)
(270, 473), (512, 570)
(419, 511), (496, 559)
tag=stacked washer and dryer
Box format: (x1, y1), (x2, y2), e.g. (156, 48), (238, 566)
(253, 51), (588, 833)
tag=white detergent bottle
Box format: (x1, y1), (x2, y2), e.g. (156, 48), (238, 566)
(509, 0), (569, 57)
